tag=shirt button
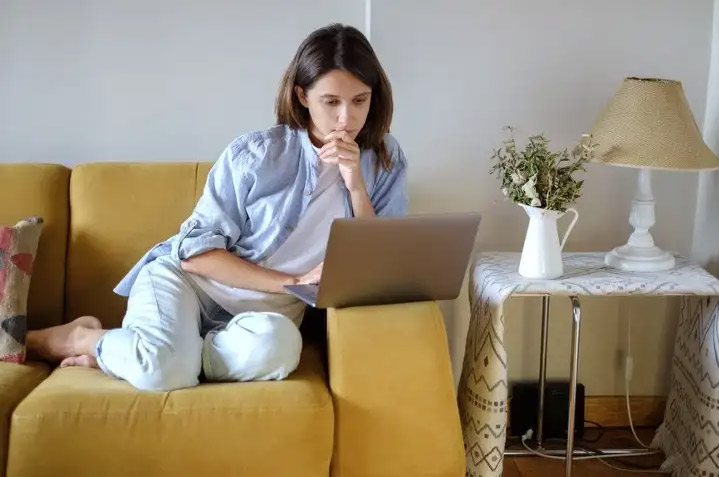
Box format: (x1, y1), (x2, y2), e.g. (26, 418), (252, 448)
(286, 225), (294, 232)
(305, 189), (312, 196)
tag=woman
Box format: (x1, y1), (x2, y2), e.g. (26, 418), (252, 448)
(27, 24), (408, 391)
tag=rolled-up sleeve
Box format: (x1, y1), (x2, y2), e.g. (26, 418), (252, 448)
(172, 144), (248, 261)
(372, 137), (408, 217)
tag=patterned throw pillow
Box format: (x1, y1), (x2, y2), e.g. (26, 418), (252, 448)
(0, 217), (43, 363)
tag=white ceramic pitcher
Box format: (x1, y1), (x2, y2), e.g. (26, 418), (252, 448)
(518, 205), (579, 280)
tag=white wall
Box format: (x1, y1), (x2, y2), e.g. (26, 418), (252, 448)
(372, 0), (713, 394)
(0, 0), (363, 164)
(692, 0), (719, 277)
(2, 0), (716, 394)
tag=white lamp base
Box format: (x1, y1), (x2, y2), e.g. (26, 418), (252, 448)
(606, 168), (676, 272)
(605, 244), (675, 272)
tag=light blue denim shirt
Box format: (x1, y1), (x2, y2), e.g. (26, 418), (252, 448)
(114, 124), (408, 296)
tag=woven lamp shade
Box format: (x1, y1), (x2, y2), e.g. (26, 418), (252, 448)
(590, 77), (719, 171)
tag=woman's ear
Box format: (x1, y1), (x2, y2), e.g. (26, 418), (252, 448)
(295, 86), (309, 108)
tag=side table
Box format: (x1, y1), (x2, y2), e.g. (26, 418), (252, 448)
(457, 252), (719, 477)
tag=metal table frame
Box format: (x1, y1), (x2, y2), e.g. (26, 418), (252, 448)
(504, 295), (649, 476)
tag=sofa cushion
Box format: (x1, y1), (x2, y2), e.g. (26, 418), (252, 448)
(196, 162), (212, 201)
(0, 218), (44, 363)
(0, 361), (50, 477)
(7, 344), (333, 477)
(67, 163), (203, 328)
(0, 164), (69, 330)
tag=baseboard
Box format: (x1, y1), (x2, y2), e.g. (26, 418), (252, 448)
(584, 396), (666, 428)
(507, 395), (666, 433)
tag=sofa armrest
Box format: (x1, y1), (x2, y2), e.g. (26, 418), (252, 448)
(327, 301), (465, 476)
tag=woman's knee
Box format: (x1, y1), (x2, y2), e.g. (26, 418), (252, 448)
(251, 314), (303, 379)
(117, 257), (203, 391)
(203, 312), (303, 382)
(127, 341), (202, 391)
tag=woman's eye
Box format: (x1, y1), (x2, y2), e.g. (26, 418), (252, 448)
(325, 99), (339, 106)
(354, 98), (367, 104)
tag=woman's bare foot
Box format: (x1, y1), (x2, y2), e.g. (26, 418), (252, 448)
(60, 354), (99, 369)
(27, 316), (102, 362)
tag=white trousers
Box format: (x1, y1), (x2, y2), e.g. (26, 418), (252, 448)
(95, 255), (303, 391)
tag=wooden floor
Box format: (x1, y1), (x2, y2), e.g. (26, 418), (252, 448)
(503, 427), (666, 476)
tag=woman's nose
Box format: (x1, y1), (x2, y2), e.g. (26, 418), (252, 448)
(337, 107), (349, 128)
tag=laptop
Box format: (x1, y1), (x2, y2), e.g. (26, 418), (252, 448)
(284, 212), (481, 308)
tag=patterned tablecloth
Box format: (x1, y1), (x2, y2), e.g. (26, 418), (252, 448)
(458, 252), (719, 476)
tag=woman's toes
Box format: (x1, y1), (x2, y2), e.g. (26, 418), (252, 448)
(60, 355), (99, 369)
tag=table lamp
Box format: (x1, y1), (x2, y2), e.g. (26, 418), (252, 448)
(588, 77), (719, 271)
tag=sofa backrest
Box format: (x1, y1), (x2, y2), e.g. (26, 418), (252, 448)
(66, 162), (212, 328)
(0, 164), (70, 330)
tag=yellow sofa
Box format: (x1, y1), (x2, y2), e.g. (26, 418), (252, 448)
(0, 162), (465, 477)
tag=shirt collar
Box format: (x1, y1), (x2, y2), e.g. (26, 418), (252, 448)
(299, 127), (321, 179)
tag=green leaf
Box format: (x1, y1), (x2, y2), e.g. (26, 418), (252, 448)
(489, 127), (596, 211)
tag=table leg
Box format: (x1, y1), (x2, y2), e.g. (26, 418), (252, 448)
(565, 296), (582, 477)
(537, 296), (551, 448)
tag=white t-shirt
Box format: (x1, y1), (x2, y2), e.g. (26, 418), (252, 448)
(190, 144), (346, 326)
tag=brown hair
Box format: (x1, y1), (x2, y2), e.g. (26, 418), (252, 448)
(276, 24), (394, 171)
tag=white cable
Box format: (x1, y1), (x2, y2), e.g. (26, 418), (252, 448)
(625, 316), (651, 448)
(520, 430), (659, 461)
(597, 456), (668, 474)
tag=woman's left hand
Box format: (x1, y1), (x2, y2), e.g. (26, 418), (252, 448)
(296, 262), (323, 285)
(319, 130), (365, 193)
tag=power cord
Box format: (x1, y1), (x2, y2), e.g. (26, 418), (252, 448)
(520, 429), (659, 461)
(520, 430), (666, 473)
(511, 420), (665, 472)
(625, 316), (652, 448)
(597, 457), (668, 474)
(511, 308), (665, 472)
(581, 419), (606, 443)
(575, 440), (669, 471)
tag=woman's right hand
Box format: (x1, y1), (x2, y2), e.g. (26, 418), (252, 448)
(296, 262), (323, 285)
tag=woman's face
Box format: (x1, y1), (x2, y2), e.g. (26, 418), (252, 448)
(296, 69), (372, 146)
